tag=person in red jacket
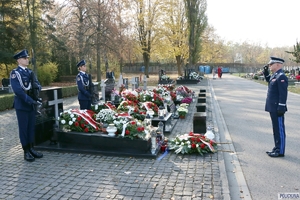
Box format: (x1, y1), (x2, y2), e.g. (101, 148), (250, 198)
(217, 67), (222, 78)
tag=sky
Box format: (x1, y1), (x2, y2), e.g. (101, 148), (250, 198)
(206, 0), (300, 48)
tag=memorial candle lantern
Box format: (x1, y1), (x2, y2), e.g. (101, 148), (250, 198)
(146, 109), (155, 119)
(150, 129), (157, 155)
(144, 114), (152, 127)
(157, 121), (164, 141)
(159, 105), (164, 119)
(106, 124), (117, 137)
(110, 92), (115, 102)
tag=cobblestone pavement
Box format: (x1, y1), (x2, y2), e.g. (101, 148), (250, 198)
(0, 80), (226, 200)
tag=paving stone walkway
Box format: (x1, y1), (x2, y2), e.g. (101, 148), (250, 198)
(0, 79), (226, 200)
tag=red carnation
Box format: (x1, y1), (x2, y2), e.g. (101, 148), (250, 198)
(85, 121), (88, 124)
(200, 143), (206, 149)
(74, 122), (79, 127)
(131, 121), (136, 125)
(125, 130), (130, 135)
(189, 132), (194, 136)
(77, 116), (82, 121)
(191, 143), (196, 149)
(80, 123), (85, 128)
(84, 128), (89, 132)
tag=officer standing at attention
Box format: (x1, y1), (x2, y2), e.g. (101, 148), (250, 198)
(10, 49), (43, 162)
(76, 59), (91, 110)
(263, 56), (288, 157)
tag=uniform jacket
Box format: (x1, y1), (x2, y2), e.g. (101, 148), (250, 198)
(76, 72), (91, 100)
(263, 68), (288, 113)
(10, 66), (41, 111)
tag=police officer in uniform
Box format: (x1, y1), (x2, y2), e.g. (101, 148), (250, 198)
(263, 56), (288, 157)
(10, 49), (43, 162)
(76, 59), (92, 110)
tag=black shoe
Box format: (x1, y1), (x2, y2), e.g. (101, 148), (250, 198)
(29, 148), (43, 158)
(24, 151), (35, 162)
(266, 147), (277, 154)
(268, 152), (284, 157)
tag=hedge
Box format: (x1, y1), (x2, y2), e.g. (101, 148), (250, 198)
(0, 85), (82, 112)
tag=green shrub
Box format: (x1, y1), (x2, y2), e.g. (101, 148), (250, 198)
(253, 75), (259, 80)
(0, 94), (14, 111)
(62, 85), (78, 97)
(37, 62), (58, 86)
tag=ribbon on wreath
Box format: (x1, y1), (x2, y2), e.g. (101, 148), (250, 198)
(71, 109), (100, 129)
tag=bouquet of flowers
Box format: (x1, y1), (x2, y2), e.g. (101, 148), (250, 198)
(181, 97), (193, 104)
(91, 102), (116, 113)
(121, 90), (139, 103)
(140, 101), (159, 115)
(96, 109), (116, 124)
(117, 100), (139, 113)
(138, 90), (154, 102)
(189, 72), (202, 81)
(175, 85), (193, 97)
(116, 119), (147, 140)
(161, 75), (169, 80)
(58, 109), (101, 133)
(168, 132), (217, 155)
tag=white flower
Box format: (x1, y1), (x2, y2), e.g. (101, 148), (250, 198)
(95, 105), (98, 110)
(70, 114), (74, 118)
(188, 145), (191, 148)
(72, 118), (76, 122)
(61, 119), (66, 124)
(69, 121), (73, 125)
(186, 141), (190, 144)
(176, 142), (179, 145)
(57, 117), (60, 120)
(196, 144), (199, 148)
(180, 142), (185, 146)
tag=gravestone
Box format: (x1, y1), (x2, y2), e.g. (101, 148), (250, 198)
(100, 80), (106, 101)
(35, 87), (63, 145)
(143, 75), (147, 90)
(104, 79), (115, 100)
(123, 78), (128, 89)
(193, 112), (206, 134)
(134, 77), (139, 88)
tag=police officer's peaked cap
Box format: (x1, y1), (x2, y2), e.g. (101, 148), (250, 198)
(268, 56), (285, 65)
(76, 59), (86, 67)
(13, 49), (29, 60)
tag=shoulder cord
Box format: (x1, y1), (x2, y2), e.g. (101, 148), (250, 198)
(15, 71), (31, 91)
(79, 74), (89, 86)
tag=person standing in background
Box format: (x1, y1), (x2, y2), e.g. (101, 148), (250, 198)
(263, 56), (288, 158)
(10, 49), (43, 162)
(217, 66), (222, 78)
(76, 59), (91, 110)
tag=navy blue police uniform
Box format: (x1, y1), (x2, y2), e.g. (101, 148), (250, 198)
(76, 60), (92, 110)
(263, 57), (288, 157)
(10, 49), (43, 162)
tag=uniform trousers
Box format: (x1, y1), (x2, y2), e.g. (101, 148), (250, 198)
(16, 109), (36, 147)
(79, 100), (91, 110)
(269, 112), (286, 155)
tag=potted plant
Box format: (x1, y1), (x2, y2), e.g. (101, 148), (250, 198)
(177, 106), (188, 119)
